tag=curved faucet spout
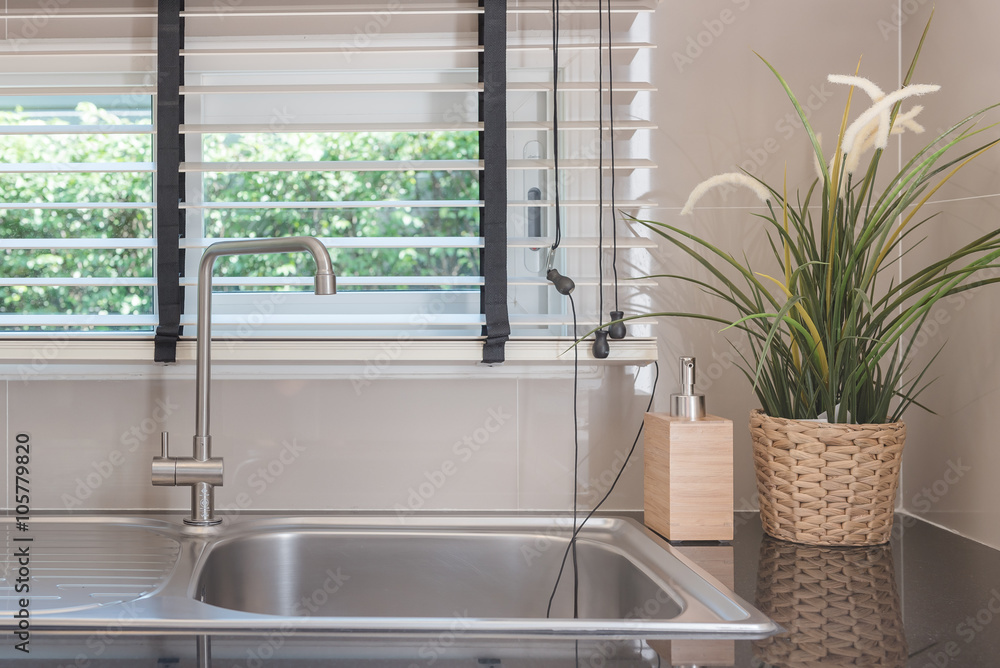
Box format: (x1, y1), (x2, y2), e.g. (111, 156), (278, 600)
(154, 236), (336, 526)
(197, 236), (336, 440)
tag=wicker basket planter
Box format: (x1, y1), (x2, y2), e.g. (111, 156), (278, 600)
(752, 537), (907, 667)
(750, 409), (906, 546)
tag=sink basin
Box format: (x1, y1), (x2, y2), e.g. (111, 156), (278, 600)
(191, 515), (777, 637)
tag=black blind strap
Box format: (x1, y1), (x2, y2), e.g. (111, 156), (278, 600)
(480, 0), (510, 365)
(154, 1), (185, 363)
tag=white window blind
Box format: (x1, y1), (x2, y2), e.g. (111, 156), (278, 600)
(178, 0), (657, 340)
(0, 1), (657, 347)
(506, 1), (657, 337)
(0, 2), (157, 333)
(178, 0), (486, 338)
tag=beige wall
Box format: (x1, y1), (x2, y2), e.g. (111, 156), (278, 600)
(648, 0), (902, 512)
(897, 1), (1000, 548)
(649, 0), (1000, 548)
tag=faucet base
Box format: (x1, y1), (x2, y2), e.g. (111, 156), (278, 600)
(184, 517), (223, 527)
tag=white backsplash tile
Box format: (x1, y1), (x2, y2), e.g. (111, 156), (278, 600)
(516, 368), (653, 512)
(205, 377), (520, 512)
(4, 372), (662, 515)
(7, 379), (193, 511)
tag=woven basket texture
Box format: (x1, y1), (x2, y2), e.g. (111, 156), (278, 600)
(753, 537), (907, 667)
(750, 409), (905, 546)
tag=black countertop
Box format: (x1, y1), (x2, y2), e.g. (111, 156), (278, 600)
(729, 510), (1000, 667)
(8, 512), (998, 666)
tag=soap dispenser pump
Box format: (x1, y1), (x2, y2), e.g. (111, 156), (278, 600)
(670, 356), (706, 420)
(643, 355), (734, 542)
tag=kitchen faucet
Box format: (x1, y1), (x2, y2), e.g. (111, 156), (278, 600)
(152, 237), (336, 525)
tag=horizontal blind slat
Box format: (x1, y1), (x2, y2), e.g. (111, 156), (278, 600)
(179, 159), (656, 173)
(178, 120), (656, 134)
(178, 2), (656, 17)
(0, 50), (156, 58)
(181, 46), (484, 57)
(181, 200), (482, 210)
(0, 125), (154, 136)
(179, 82), (653, 95)
(0, 239), (155, 250)
(0, 316), (156, 327)
(179, 160), (482, 173)
(0, 86), (157, 96)
(180, 199), (655, 210)
(178, 314), (487, 327)
(172, 237), (655, 250)
(180, 236), (481, 250)
(180, 83), (483, 95)
(1, 11), (156, 19)
(179, 276), (484, 288)
(508, 159), (657, 170)
(0, 162), (155, 174)
(169, 276), (657, 288)
(178, 43), (655, 58)
(508, 237), (655, 249)
(0, 278), (155, 287)
(180, 122), (483, 134)
(0, 202), (155, 210)
(507, 199), (656, 208)
(180, 5), (483, 18)
(0, 236), (657, 252)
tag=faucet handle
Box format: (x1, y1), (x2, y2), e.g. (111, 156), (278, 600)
(152, 432), (177, 486)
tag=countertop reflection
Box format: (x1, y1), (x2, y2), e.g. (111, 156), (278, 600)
(730, 511), (1000, 667)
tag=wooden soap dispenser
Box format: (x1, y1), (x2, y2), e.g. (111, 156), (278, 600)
(644, 356), (734, 541)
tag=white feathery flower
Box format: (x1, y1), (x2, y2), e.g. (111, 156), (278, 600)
(680, 173), (771, 215)
(828, 74), (885, 101)
(829, 75), (891, 152)
(842, 84), (940, 155)
(895, 105), (926, 134)
(837, 105), (928, 178)
(872, 108), (897, 150)
(844, 122), (879, 175)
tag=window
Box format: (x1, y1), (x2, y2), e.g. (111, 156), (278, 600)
(1, 1), (657, 357)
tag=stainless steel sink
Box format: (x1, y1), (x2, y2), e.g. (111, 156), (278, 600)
(0, 513), (777, 638)
(190, 515), (776, 636)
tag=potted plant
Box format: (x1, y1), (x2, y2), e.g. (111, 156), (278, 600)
(633, 15), (1000, 545)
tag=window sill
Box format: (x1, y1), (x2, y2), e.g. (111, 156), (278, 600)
(0, 337), (658, 380)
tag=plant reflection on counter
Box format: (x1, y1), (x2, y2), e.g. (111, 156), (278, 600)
(753, 537), (906, 666)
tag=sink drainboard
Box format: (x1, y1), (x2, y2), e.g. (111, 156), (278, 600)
(1, 521), (179, 615)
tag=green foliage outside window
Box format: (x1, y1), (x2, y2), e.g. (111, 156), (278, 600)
(202, 130), (480, 290)
(1, 102), (480, 325)
(1, 103), (153, 319)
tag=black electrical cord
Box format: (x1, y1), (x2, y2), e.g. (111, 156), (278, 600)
(545, 357), (660, 618)
(550, 0), (562, 252)
(570, 292), (580, 618)
(606, 0), (620, 309)
(545, 291), (580, 619)
(596, 0), (605, 328)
